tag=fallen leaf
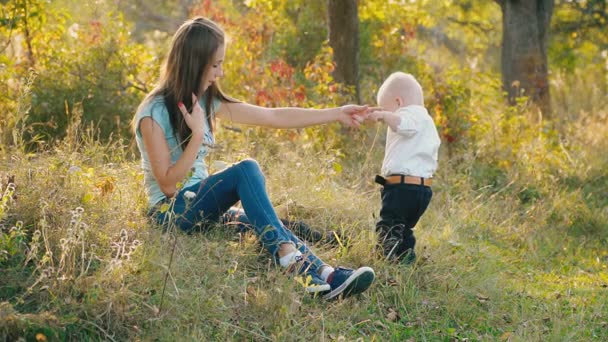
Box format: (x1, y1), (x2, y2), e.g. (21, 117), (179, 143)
(95, 176), (115, 196)
(386, 307), (401, 322)
(246, 285), (257, 298)
(500, 332), (512, 341)
(476, 293), (490, 303)
(374, 320), (387, 329)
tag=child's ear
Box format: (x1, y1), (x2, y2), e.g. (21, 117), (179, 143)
(396, 96), (404, 107)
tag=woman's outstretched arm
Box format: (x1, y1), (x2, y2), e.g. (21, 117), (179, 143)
(216, 102), (368, 129)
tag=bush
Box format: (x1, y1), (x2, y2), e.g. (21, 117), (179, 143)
(1, 1), (156, 149)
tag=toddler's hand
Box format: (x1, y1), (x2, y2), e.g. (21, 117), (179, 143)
(366, 111), (386, 122)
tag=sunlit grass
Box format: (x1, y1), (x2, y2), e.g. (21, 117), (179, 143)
(1, 107), (607, 340)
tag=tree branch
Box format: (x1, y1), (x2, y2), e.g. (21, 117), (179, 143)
(22, 0), (35, 68)
(446, 17), (494, 33)
(0, 6), (18, 55)
(417, 25), (466, 55)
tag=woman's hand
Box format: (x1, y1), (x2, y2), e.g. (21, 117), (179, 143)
(178, 93), (205, 138)
(338, 105), (370, 128)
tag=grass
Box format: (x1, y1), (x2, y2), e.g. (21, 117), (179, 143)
(1, 107), (607, 341)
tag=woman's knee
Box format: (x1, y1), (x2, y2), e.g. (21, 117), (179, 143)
(236, 158), (263, 176)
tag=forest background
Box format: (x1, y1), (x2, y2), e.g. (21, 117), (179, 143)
(0, 0), (607, 341)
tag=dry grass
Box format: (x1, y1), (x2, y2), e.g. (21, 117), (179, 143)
(1, 92), (607, 341)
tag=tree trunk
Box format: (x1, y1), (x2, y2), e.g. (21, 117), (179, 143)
(499, 0), (553, 117)
(22, 0), (36, 68)
(327, 0), (360, 103)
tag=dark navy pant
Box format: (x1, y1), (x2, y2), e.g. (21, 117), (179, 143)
(376, 183), (432, 261)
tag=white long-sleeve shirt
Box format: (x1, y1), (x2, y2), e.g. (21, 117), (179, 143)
(381, 105), (441, 178)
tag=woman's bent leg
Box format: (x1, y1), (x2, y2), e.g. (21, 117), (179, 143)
(220, 159), (326, 271)
(153, 159), (326, 271)
(223, 207), (325, 271)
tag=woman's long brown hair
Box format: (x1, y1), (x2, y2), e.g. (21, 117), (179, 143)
(134, 17), (236, 148)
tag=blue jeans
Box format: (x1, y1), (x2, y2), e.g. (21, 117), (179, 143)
(150, 159), (325, 273)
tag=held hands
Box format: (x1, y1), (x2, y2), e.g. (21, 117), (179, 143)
(338, 105), (373, 128)
(177, 93), (205, 138)
(365, 109), (387, 122)
(364, 109), (401, 132)
(339, 105), (400, 130)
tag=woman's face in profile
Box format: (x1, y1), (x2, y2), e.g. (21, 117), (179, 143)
(201, 44), (226, 92)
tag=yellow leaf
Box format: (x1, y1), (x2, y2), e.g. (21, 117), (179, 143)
(294, 275), (305, 287)
(95, 177), (115, 196)
(332, 162), (343, 174)
(82, 192), (94, 204)
(159, 203), (170, 213)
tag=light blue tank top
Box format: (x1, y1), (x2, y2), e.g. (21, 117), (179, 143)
(135, 94), (221, 207)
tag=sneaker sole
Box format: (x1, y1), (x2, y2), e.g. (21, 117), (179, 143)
(306, 283), (331, 294)
(323, 267), (375, 300)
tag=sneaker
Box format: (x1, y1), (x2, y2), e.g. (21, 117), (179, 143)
(323, 266), (375, 300)
(288, 256), (331, 294)
(301, 270), (331, 294)
(401, 249), (416, 265)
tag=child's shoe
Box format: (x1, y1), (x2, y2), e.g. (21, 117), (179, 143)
(401, 249), (416, 265)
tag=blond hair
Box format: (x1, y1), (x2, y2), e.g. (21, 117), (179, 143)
(377, 72), (423, 107)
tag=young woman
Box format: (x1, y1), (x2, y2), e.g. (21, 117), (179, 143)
(133, 17), (375, 300)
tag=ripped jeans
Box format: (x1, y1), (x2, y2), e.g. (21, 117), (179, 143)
(149, 159), (325, 273)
